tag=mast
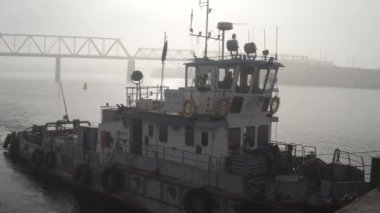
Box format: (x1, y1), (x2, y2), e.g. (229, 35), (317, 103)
(204, 0), (210, 58)
(59, 81), (69, 121)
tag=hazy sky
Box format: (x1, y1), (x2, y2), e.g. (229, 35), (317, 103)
(0, 0), (379, 68)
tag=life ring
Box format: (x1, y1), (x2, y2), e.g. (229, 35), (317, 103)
(269, 96), (280, 114)
(73, 163), (92, 187)
(30, 149), (43, 170)
(100, 167), (124, 193)
(184, 189), (212, 213)
(43, 151), (56, 169)
(182, 100), (197, 118)
(214, 98), (230, 116)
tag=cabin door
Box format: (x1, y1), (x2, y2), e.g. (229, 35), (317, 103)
(131, 119), (143, 155)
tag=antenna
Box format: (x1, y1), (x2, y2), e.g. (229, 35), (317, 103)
(189, 9), (194, 33)
(263, 28), (266, 50)
(275, 25), (278, 61)
(202, 0), (210, 58)
(190, 0), (220, 58)
(160, 32), (168, 102)
(59, 81), (69, 121)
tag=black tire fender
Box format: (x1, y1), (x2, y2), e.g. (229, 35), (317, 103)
(43, 151), (56, 169)
(100, 167), (124, 193)
(3, 133), (12, 149)
(184, 188), (212, 213)
(73, 163), (92, 187)
(30, 149), (43, 170)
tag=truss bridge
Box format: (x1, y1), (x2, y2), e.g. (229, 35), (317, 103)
(0, 33), (195, 81)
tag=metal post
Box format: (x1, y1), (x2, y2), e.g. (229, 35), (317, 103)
(221, 30), (225, 60)
(370, 156), (380, 188)
(55, 57), (61, 82)
(127, 59), (135, 83)
(204, 0), (210, 58)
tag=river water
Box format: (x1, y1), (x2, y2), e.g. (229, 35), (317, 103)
(1, 68), (380, 212)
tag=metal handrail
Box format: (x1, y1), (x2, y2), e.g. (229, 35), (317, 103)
(140, 143), (217, 171)
(126, 86), (169, 107)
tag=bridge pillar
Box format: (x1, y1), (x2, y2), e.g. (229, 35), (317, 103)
(127, 59), (135, 83)
(55, 57), (61, 82)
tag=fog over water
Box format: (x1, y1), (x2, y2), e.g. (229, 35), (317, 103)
(0, 0), (380, 212)
(0, 0), (379, 68)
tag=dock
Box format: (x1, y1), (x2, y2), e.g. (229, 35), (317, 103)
(335, 187), (380, 213)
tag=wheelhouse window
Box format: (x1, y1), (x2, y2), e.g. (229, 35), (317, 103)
(218, 67), (235, 89)
(252, 68), (278, 93)
(201, 132), (208, 146)
(185, 126), (194, 146)
(159, 123), (168, 142)
(236, 67), (254, 94)
(186, 66), (197, 87)
(258, 125), (269, 147)
(244, 126), (255, 147)
(228, 128), (241, 151)
(195, 66), (213, 89)
(265, 69), (277, 91)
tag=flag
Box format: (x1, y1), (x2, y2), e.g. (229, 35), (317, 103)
(161, 40), (168, 62)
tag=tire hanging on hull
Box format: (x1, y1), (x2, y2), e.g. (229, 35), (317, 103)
(184, 188), (213, 213)
(73, 163), (92, 187)
(100, 167), (124, 193)
(5, 132), (19, 159)
(43, 151), (56, 169)
(3, 133), (12, 149)
(30, 149), (43, 171)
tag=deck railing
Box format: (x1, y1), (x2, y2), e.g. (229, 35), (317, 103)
(318, 150), (380, 181)
(126, 86), (169, 107)
(141, 143), (218, 171)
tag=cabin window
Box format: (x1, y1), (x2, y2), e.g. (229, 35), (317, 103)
(236, 67), (254, 94)
(185, 126), (194, 146)
(101, 131), (112, 147)
(265, 69), (277, 91)
(159, 123), (168, 142)
(257, 69), (268, 91)
(230, 97), (244, 113)
(172, 125), (181, 132)
(228, 128), (241, 150)
(148, 124), (154, 137)
(201, 132), (208, 146)
(186, 66), (197, 87)
(253, 68), (278, 93)
(258, 125), (269, 146)
(244, 126), (256, 147)
(195, 66), (213, 89)
(218, 67), (235, 89)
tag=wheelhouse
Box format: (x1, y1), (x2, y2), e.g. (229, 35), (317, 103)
(184, 59), (283, 95)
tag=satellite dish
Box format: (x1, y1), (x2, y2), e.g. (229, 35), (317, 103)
(131, 70), (143, 84)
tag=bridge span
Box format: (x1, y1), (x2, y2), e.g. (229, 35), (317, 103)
(0, 33), (196, 81)
(0, 33), (311, 82)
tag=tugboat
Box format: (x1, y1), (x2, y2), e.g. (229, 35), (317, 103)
(2, 1), (377, 213)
